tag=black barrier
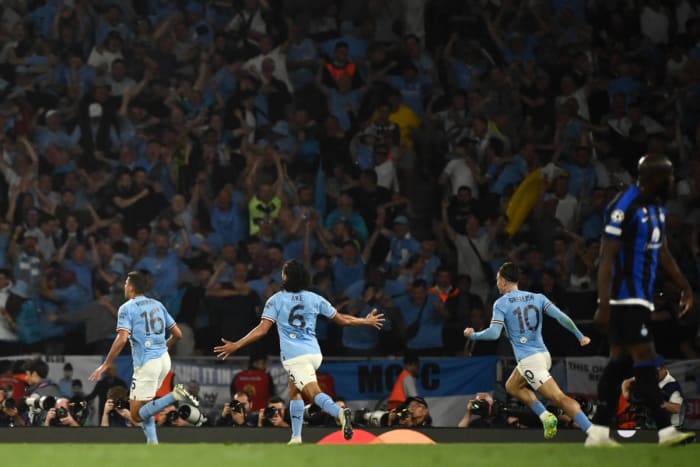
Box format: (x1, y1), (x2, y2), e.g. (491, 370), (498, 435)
(0, 427), (678, 444)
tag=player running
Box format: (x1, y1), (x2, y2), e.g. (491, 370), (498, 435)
(465, 262), (617, 446)
(214, 259), (385, 444)
(89, 271), (199, 444)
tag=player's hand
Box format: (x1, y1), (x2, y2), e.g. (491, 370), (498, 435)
(463, 327), (475, 338)
(89, 364), (107, 382)
(365, 309), (385, 329)
(579, 336), (591, 346)
(679, 288), (694, 317)
(593, 304), (609, 330)
(214, 338), (238, 360)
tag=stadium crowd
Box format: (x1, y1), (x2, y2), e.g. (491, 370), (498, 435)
(0, 0), (698, 365)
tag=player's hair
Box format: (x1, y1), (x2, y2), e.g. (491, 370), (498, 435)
(126, 270), (148, 294)
(282, 260), (310, 293)
(498, 262), (520, 284)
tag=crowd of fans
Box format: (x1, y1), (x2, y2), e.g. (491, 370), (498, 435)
(0, 0), (699, 362)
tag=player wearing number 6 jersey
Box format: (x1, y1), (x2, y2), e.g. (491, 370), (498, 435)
(89, 271), (199, 444)
(464, 262), (617, 446)
(214, 260), (385, 444)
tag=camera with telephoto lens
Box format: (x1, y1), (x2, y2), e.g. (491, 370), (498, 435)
(264, 406), (280, 419)
(178, 403), (207, 427)
(230, 399), (244, 414)
(56, 407), (68, 419)
(396, 406), (411, 421)
(23, 394), (56, 412)
(469, 399), (490, 418)
(114, 400), (130, 411)
(353, 409), (391, 427)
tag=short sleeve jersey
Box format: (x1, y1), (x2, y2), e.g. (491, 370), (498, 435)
(116, 296), (176, 368)
(261, 290), (337, 361)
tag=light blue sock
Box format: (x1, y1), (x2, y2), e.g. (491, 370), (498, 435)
(139, 393), (176, 420)
(141, 415), (158, 444)
(290, 399), (305, 438)
(574, 411), (593, 433)
(529, 400), (547, 417)
(313, 392), (341, 418)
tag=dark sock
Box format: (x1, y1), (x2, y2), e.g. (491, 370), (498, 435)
(632, 364), (671, 430)
(592, 357), (633, 427)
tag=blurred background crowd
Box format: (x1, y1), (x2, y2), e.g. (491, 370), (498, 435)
(0, 0), (699, 363)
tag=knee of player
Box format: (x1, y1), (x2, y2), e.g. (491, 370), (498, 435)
(131, 407), (143, 423)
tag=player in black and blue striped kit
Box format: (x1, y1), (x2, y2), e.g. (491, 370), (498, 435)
(595, 154), (695, 446)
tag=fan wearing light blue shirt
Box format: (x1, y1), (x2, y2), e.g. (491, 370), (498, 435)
(89, 271), (199, 444)
(215, 260), (385, 444)
(465, 262), (616, 446)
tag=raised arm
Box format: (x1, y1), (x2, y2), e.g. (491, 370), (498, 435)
(441, 198), (457, 242)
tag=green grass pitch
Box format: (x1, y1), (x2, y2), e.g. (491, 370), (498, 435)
(12, 443), (699, 467)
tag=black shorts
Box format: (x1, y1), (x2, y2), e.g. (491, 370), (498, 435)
(609, 304), (654, 346)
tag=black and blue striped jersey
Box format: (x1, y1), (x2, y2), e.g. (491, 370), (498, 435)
(603, 184), (665, 311)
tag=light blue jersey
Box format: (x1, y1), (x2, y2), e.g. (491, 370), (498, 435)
(116, 296), (176, 368)
(471, 289), (584, 361)
(262, 290), (337, 361)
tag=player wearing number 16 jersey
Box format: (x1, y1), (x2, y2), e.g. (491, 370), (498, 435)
(89, 271), (199, 444)
(464, 262), (617, 446)
(215, 260), (385, 444)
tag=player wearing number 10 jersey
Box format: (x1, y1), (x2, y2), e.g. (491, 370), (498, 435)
(464, 262), (617, 446)
(89, 271), (199, 444)
(215, 260), (385, 444)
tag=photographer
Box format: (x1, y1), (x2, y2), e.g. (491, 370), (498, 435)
(305, 397), (348, 427)
(23, 358), (61, 426)
(0, 387), (26, 427)
(101, 386), (134, 427)
(217, 390), (255, 427)
(389, 396), (432, 428)
(257, 396), (290, 428)
(458, 393), (500, 428)
(44, 397), (89, 427)
(458, 393), (535, 429)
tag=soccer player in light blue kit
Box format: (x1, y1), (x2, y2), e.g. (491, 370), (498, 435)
(89, 271), (199, 444)
(215, 259), (385, 444)
(464, 262), (617, 446)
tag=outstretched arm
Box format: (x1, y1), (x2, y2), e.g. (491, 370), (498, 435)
(214, 318), (274, 359)
(464, 322), (503, 341)
(543, 301), (589, 345)
(331, 308), (385, 328)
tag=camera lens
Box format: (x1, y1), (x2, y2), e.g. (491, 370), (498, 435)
(264, 406), (279, 419)
(230, 399), (243, 413)
(2, 398), (16, 410)
(56, 407), (68, 419)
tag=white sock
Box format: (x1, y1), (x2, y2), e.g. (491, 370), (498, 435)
(538, 411), (552, 422)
